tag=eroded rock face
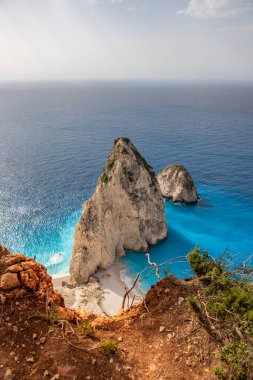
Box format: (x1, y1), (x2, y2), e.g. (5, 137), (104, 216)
(0, 244), (63, 305)
(70, 137), (167, 285)
(157, 164), (198, 204)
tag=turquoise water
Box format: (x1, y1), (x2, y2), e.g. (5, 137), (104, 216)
(0, 82), (252, 287)
(124, 183), (253, 289)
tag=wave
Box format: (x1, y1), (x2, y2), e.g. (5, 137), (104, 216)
(46, 252), (65, 267)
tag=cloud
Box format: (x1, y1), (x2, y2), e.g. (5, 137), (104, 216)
(87, 0), (123, 5)
(178, 0), (253, 18)
(87, 0), (99, 5)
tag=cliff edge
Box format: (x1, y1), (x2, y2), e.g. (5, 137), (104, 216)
(70, 137), (167, 285)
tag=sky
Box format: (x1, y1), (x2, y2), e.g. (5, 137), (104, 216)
(0, 0), (253, 81)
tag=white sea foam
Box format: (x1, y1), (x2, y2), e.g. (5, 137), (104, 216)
(47, 252), (64, 267)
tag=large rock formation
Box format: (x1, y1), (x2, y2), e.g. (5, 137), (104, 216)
(70, 137), (167, 285)
(0, 244), (63, 306)
(157, 164), (198, 204)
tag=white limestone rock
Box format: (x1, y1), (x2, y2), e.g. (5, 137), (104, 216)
(70, 138), (167, 285)
(157, 164), (198, 204)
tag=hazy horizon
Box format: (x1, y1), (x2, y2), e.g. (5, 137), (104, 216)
(0, 0), (253, 82)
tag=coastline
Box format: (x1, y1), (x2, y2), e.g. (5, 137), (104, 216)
(52, 259), (143, 316)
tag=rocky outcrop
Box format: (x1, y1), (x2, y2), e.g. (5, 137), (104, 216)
(157, 164), (198, 204)
(70, 137), (167, 285)
(0, 244), (63, 306)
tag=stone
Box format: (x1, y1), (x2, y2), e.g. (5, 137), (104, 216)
(51, 375), (59, 380)
(0, 294), (6, 304)
(6, 264), (23, 273)
(4, 368), (14, 380)
(39, 337), (46, 344)
(0, 273), (20, 290)
(20, 270), (38, 291)
(26, 357), (34, 363)
(0, 245), (64, 307)
(118, 336), (123, 342)
(157, 164), (198, 204)
(159, 326), (165, 332)
(70, 137), (167, 285)
(178, 297), (184, 305)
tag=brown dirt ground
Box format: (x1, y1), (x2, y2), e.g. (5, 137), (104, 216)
(0, 276), (220, 380)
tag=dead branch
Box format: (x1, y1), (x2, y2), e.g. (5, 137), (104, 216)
(121, 273), (140, 310)
(145, 252), (161, 280)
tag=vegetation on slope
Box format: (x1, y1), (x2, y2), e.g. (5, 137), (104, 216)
(187, 248), (253, 380)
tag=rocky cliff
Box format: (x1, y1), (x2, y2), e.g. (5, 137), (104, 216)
(0, 244), (63, 306)
(157, 164), (198, 204)
(70, 137), (167, 285)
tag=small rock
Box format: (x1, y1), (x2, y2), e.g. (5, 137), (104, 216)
(4, 368), (14, 380)
(44, 370), (50, 377)
(26, 357), (34, 363)
(39, 337), (46, 344)
(159, 326), (165, 332)
(14, 357), (18, 362)
(12, 326), (18, 333)
(167, 333), (173, 341)
(9, 351), (15, 356)
(91, 358), (96, 365)
(109, 358), (113, 364)
(86, 376), (91, 380)
(0, 295), (6, 305)
(32, 333), (37, 340)
(178, 297), (184, 305)
(51, 375), (59, 380)
(118, 336), (123, 342)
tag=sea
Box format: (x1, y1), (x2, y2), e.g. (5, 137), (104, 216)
(0, 81), (253, 289)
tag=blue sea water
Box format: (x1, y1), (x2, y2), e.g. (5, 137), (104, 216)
(0, 81), (253, 288)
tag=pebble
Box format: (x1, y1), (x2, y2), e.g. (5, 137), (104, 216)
(167, 333), (173, 341)
(26, 357), (34, 363)
(178, 297), (184, 305)
(159, 326), (165, 332)
(32, 333), (37, 340)
(118, 336), (123, 342)
(44, 370), (50, 377)
(51, 375), (59, 380)
(91, 358), (96, 365)
(4, 368), (14, 380)
(40, 337), (46, 344)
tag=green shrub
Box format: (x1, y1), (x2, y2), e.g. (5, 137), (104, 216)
(99, 339), (120, 355)
(101, 173), (109, 184)
(77, 320), (96, 337)
(213, 367), (227, 379)
(187, 248), (253, 379)
(187, 296), (201, 313)
(49, 307), (59, 324)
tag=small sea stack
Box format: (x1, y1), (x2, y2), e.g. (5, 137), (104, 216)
(70, 137), (167, 285)
(157, 164), (198, 204)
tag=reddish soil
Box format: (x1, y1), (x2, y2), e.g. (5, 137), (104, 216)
(0, 276), (220, 380)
